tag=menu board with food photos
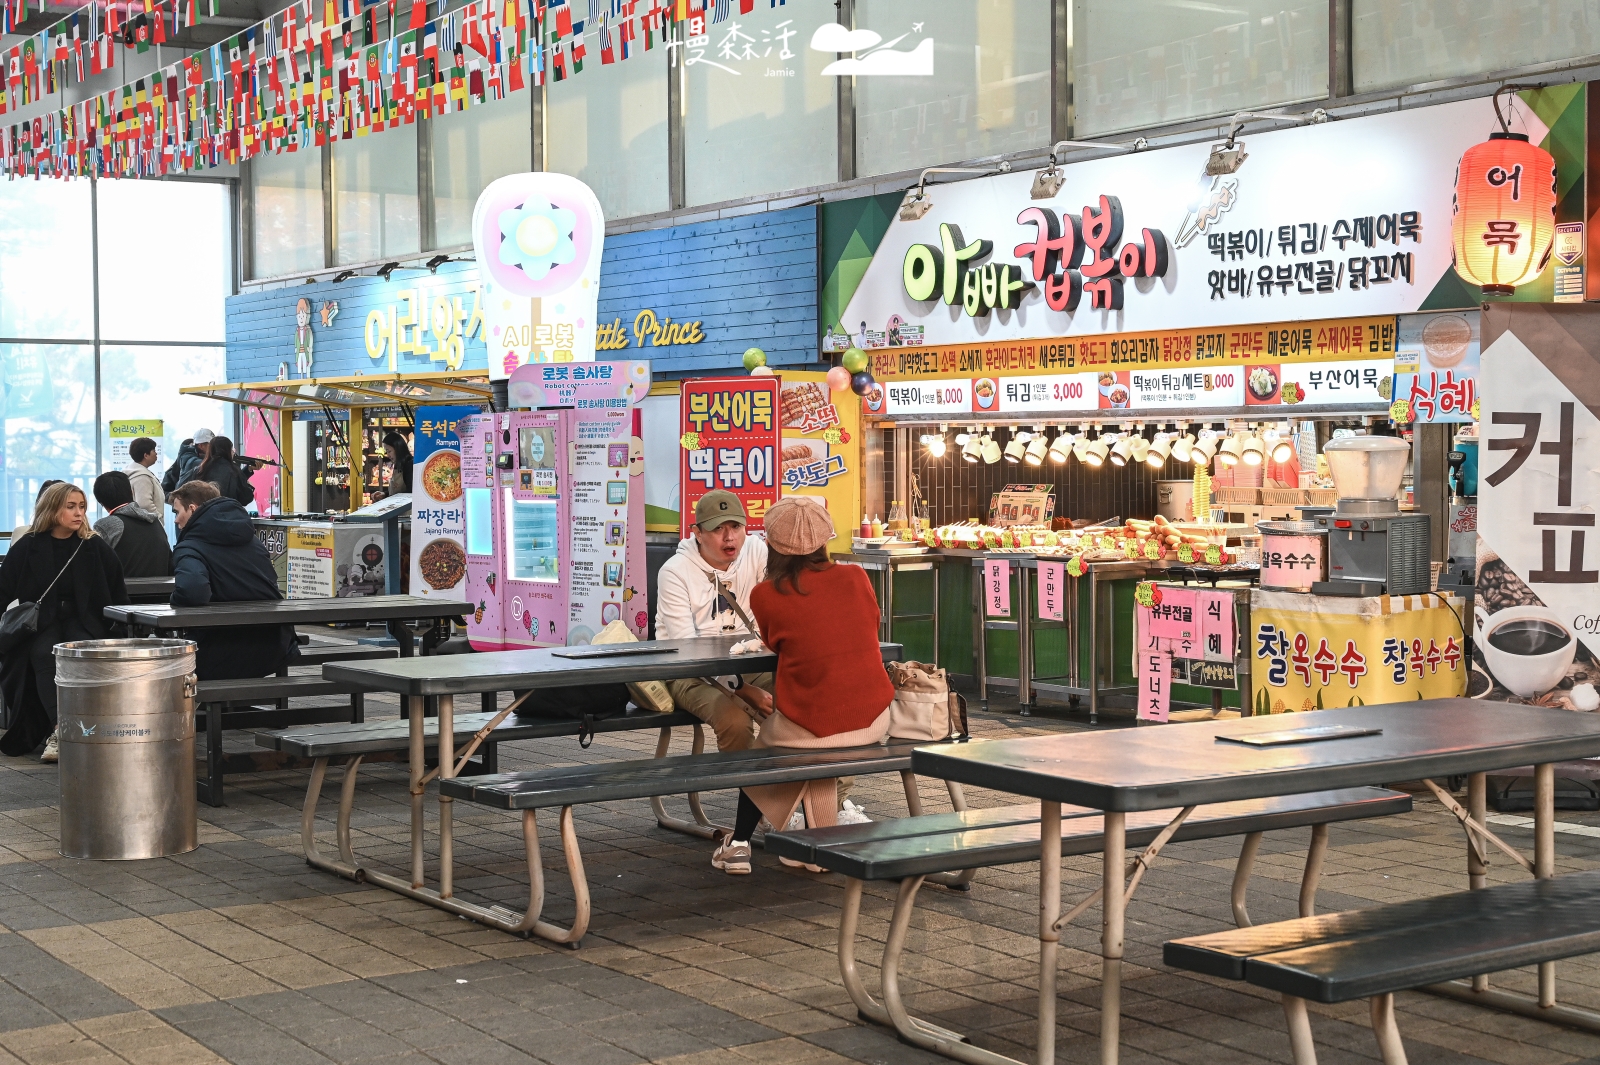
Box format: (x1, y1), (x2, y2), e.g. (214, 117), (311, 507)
(777, 372), (861, 555)
(408, 405), (477, 598)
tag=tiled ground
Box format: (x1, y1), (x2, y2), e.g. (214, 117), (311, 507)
(5, 670), (1600, 1065)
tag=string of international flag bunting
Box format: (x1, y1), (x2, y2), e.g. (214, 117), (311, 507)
(0, 0), (787, 179)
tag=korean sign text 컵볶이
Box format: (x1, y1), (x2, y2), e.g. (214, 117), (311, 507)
(680, 377), (779, 536)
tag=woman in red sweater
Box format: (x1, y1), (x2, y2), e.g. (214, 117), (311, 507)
(712, 498), (894, 875)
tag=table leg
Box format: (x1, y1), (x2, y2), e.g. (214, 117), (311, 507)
(1088, 567), (1100, 725)
(389, 619), (414, 657)
(1535, 762), (1555, 1007)
(1467, 771), (1487, 992)
(438, 694), (456, 900)
(408, 695), (425, 888)
(1101, 809), (1126, 1065)
(884, 566), (895, 645)
(1017, 568), (1032, 711)
(1038, 801), (1060, 1065)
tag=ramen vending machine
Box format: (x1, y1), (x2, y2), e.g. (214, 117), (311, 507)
(461, 367), (649, 651)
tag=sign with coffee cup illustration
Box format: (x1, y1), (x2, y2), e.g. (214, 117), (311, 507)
(1476, 303), (1600, 707)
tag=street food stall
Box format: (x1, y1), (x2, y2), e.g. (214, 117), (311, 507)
(180, 372), (494, 596)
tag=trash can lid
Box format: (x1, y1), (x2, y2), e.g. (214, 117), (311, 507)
(55, 638), (196, 660)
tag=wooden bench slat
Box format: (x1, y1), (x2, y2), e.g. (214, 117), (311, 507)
(766, 788), (1412, 880)
(439, 740), (931, 810)
(1166, 868), (1600, 1002)
(259, 708), (703, 757)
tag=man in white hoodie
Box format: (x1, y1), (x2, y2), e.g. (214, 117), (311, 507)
(655, 490), (772, 752)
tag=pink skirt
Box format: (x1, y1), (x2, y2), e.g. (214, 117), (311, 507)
(744, 707), (890, 833)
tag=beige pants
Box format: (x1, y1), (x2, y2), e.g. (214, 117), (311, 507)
(667, 674), (772, 753)
(667, 675), (856, 808)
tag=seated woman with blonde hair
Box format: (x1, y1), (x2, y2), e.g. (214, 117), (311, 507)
(711, 497), (892, 875)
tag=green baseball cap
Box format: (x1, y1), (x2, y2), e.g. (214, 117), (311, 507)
(694, 490), (747, 531)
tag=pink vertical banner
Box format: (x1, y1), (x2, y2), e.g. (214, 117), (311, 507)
(1199, 590), (1236, 663)
(1138, 649), (1171, 723)
(1146, 588), (1198, 646)
(1037, 561), (1064, 621)
(985, 559), (1011, 617)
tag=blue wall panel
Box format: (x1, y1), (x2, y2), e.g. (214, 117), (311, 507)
(226, 205), (819, 384)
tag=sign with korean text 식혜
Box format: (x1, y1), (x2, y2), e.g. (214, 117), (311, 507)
(408, 405), (478, 600)
(1249, 590), (1466, 714)
(679, 377), (780, 537)
(1037, 561), (1065, 621)
(985, 559), (1011, 617)
(1392, 312), (1479, 425)
(842, 97), (1534, 351)
(1476, 305), (1600, 705)
(1199, 589), (1236, 664)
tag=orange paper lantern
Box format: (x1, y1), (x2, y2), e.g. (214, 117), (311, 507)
(1451, 132), (1558, 295)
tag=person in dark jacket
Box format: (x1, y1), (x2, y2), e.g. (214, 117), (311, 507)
(374, 432), (412, 499)
(0, 482), (129, 761)
(169, 481), (297, 680)
(192, 435), (256, 508)
(92, 471), (173, 578)
(161, 428), (211, 497)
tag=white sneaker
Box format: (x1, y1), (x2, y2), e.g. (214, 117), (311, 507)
(39, 730), (59, 764)
(777, 809), (823, 871)
(711, 833), (752, 875)
(837, 800), (871, 825)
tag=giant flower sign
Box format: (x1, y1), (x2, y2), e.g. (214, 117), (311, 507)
(471, 172), (604, 380)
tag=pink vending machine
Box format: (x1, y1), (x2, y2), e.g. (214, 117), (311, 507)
(462, 411), (570, 650)
(462, 365), (648, 652)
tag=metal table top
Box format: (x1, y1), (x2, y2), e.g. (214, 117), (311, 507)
(912, 701), (1600, 812)
(124, 577), (176, 601)
(105, 594), (471, 630)
(324, 635), (904, 696)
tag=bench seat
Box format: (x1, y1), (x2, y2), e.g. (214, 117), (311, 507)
(289, 646), (400, 669)
(440, 740), (929, 810)
(762, 788), (1413, 1065)
(766, 787), (1413, 880)
(260, 707), (701, 759)
(199, 675), (358, 705)
(1166, 869), (1600, 1003)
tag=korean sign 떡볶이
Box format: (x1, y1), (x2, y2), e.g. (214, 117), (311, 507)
(680, 377), (780, 536)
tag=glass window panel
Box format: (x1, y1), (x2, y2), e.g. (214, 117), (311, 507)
(252, 147), (325, 280)
(0, 182), (93, 340)
(334, 125), (421, 264)
(100, 344), (231, 526)
(432, 95), (534, 249)
(1073, 0), (1328, 137)
(684, 1), (836, 206)
(855, 0), (1051, 178)
(98, 182), (231, 343)
(1354, 0), (1600, 94)
(548, 43), (671, 220)
(0, 344), (97, 531)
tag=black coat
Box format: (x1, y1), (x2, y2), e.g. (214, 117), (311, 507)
(0, 531), (127, 638)
(0, 532), (128, 754)
(162, 440), (203, 494)
(198, 460), (256, 506)
(93, 504), (173, 579)
(172, 497), (295, 680)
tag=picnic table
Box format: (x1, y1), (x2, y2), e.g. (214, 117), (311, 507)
(317, 636), (902, 934)
(912, 701), (1600, 1065)
(124, 576), (175, 602)
(105, 594), (471, 656)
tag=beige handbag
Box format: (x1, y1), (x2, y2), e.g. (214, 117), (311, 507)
(592, 620), (675, 713)
(887, 660), (969, 742)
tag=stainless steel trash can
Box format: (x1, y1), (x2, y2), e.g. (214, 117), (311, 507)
(56, 639), (198, 860)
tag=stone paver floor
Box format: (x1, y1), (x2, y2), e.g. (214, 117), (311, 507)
(5, 683), (1600, 1065)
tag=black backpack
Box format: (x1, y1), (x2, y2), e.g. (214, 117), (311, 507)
(512, 683), (633, 746)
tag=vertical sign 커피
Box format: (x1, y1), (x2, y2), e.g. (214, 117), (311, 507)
(409, 405), (478, 599)
(679, 377), (780, 537)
